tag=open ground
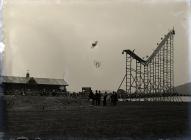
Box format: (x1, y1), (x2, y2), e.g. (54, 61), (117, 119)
(2, 96), (191, 139)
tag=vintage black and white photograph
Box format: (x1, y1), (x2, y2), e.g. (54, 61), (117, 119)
(0, 0), (191, 139)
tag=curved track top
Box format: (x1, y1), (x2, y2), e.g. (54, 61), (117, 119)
(122, 29), (175, 65)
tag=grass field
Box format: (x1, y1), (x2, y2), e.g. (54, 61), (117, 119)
(3, 96), (191, 139)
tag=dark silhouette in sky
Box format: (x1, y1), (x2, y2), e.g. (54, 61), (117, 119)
(94, 60), (101, 68)
(91, 41), (98, 48)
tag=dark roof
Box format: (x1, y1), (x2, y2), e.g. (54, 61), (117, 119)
(0, 76), (68, 86)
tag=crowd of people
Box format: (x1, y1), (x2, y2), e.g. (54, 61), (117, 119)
(88, 90), (118, 106)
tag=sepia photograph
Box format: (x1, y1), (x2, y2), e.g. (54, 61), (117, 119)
(0, 0), (191, 139)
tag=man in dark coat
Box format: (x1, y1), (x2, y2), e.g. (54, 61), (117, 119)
(103, 92), (108, 106)
(89, 90), (95, 105)
(95, 90), (99, 105)
(113, 92), (118, 106)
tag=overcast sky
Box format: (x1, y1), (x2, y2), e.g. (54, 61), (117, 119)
(2, 0), (191, 91)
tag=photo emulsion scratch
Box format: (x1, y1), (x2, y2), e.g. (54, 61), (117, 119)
(0, 0), (191, 139)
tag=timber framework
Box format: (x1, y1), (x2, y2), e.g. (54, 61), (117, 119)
(118, 29), (182, 102)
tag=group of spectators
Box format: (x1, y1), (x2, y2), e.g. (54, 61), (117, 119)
(89, 90), (118, 106)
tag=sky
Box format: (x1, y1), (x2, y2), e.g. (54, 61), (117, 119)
(1, 0), (191, 91)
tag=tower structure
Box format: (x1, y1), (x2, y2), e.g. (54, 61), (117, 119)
(118, 29), (181, 102)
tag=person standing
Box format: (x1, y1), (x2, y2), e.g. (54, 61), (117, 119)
(98, 91), (101, 106)
(89, 90), (95, 105)
(95, 90), (99, 105)
(110, 92), (114, 105)
(103, 92), (108, 106)
(113, 92), (118, 106)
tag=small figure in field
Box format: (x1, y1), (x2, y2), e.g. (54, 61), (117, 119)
(103, 92), (108, 106)
(110, 92), (114, 105)
(113, 92), (118, 106)
(98, 91), (101, 106)
(95, 90), (99, 105)
(111, 91), (118, 106)
(42, 105), (45, 111)
(89, 90), (95, 105)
